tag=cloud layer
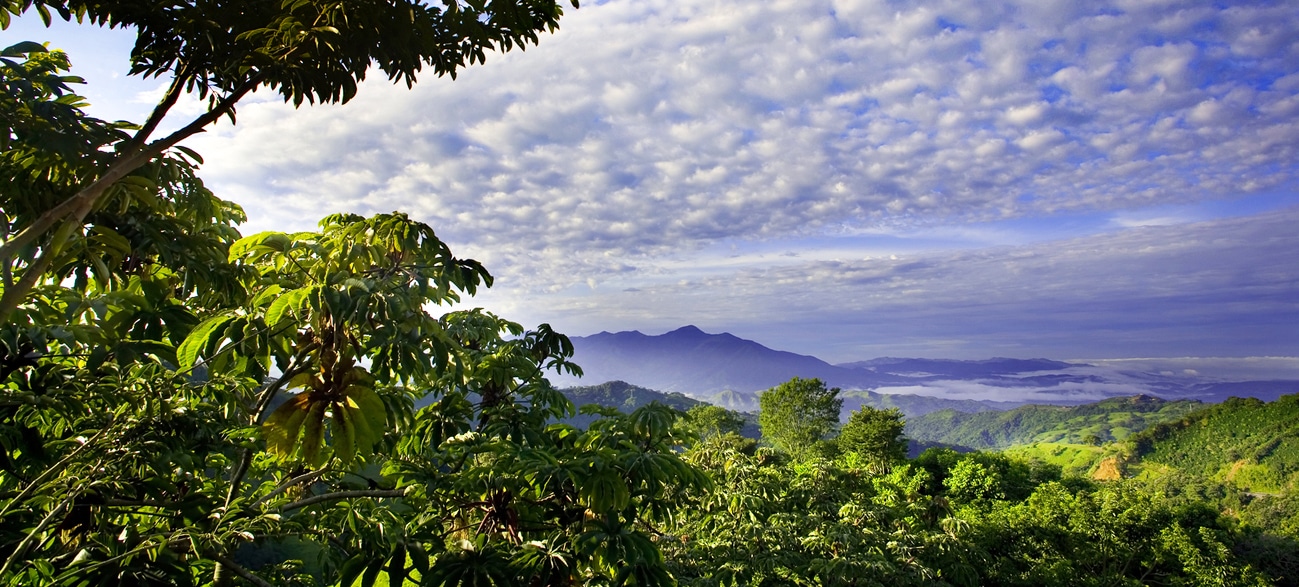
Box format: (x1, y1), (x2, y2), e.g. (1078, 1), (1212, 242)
(23, 0), (1298, 361)
(489, 206), (1299, 361)
(192, 0), (1298, 270)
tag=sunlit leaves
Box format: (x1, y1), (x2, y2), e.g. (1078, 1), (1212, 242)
(262, 383), (388, 467)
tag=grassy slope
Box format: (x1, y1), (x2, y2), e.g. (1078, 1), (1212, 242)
(905, 395), (1202, 451)
(1002, 442), (1108, 478)
(1129, 394), (1299, 493)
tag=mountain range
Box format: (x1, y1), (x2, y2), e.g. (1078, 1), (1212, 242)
(550, 326), (1299, 410)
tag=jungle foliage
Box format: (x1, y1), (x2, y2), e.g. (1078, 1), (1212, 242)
(5, 3), (1299, 585)
(662, 384), (1299, 587)
(2, 4), (714, 585)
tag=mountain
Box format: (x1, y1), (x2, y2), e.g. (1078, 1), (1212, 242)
(1129, 394), (1299, 493)
(552, 325), (1067, 398)
(563, 379), (702, 414)
(558, 380), (761, 437)
(551, 325), (1299, 408)
(552, 325), (863, 394)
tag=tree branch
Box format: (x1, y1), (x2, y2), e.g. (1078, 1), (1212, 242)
(123, 61), (192, 155)
(208, 551), (275, 587)
(248, 468), (328, 510)
(0, 70), (268, 318)
(0, 491), (77, 577)
(253, 349), (316, 423)
(224, 448), (254, 510)
(0, 423), (111, 521)
(280, 488), (407, 513)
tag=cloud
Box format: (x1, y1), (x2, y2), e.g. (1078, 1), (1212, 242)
(31, 0), (1297, 360)
(182, 0), (1297, 272)
(489, 206), (1299, 361)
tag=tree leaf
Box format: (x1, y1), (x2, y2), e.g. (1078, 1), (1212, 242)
(177, 314), (235, 369)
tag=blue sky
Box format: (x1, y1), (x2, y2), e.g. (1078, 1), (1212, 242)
(6, 0), (1298, 364)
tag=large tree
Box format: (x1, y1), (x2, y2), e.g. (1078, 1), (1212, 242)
(838, 406), (908, 467)
(757, 377), (842, 459)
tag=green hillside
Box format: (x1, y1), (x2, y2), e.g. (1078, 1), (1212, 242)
(561, 380), (761, 436)
(1130, 394), (1299, 493)
(1002, 442), (1108, 477)
(906, 394), (1202, 450)
(562, 379), (704, 413)
(707, 387), (1022, 417)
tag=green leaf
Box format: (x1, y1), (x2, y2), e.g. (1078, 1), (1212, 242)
(338, 554), (368, 587)
(579, 470), (630, 512)
(265, 286), (316, 326)
(177, 314), (235, 369)
(2, 42), (48, 58)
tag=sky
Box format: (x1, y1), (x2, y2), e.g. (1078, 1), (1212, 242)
(6, 0), (1299, 364)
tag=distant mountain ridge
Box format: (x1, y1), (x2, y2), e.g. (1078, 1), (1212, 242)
(550, 325), (1299, 407)
(555, 325), (1068, 396)
(558, 326), (850, 394)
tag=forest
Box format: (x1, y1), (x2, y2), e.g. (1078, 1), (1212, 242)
(3, 1), (1298, 585)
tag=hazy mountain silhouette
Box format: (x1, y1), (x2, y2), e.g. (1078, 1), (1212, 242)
(552, 325), (879, 394)
(551, 326), (1299, 408)
(553, 326), (1073, 396)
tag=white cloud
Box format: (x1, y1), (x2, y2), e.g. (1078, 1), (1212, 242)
(175, 0), (1297, 258)
(484, 207), (1299, 362)
(21, 0), (1299, 360)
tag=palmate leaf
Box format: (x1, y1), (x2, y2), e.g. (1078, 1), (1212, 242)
(264, 285), (316, 326)
(228, 231), (294, 262)
(176, 314), (235, 369)
(299, 400), (328, 466)
(346, 385), (388, 440)
(340, 397), (377, 460)
(330, 400), (357, 465)
(263, 392), (312, 457)
(578, 470), (630, 512)
(425, 542), (513, 587)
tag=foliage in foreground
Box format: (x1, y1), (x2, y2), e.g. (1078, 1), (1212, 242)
(0, 196), (709, 585)
(660, 426), (1283, 587)
(1, 35), (710, 585)
(5, 6), (1299, 584)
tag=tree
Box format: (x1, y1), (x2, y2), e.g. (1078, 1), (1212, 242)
(758, 377), (842, 459)
(0, 0), (579, 318)
(1, 35), (707, 585)
(838, 406), (908, 466)
(684, 404), (745, 440)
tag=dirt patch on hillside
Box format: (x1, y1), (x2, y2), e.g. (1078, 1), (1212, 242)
(1092, 457), (1124, 481)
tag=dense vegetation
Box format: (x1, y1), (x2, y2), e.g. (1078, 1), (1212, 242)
(5, 4), (1299, 586)
(1132, 395), (1299, 491)
(907, 395), (1203, 450)
(567, 378), (1299, 586)
(2, 3), (709, 585)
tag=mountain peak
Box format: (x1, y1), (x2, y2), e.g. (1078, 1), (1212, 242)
(664, 325), (708, 337)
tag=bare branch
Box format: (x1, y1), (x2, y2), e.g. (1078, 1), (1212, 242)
(248, 468), (329, 510)
(280, 488), (407, 513)
(208, 551), (275, 587)
(124, 62), (192, 154)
